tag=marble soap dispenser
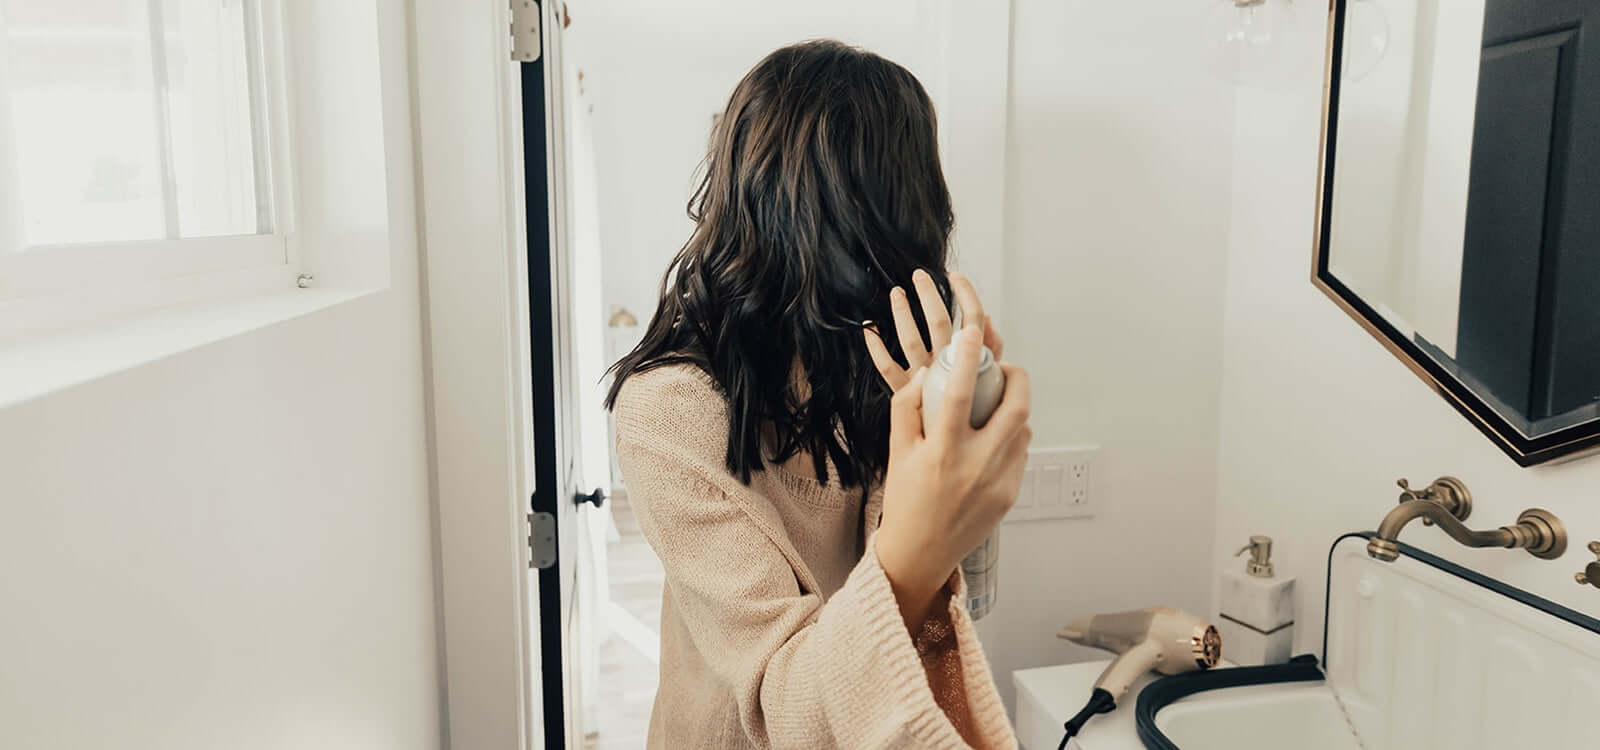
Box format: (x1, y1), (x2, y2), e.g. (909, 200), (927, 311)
(1217, 535), (1294, 666)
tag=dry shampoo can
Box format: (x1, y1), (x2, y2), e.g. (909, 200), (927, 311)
(920, 343), (1005, 620)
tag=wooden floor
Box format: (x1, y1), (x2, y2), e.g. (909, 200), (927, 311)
(586, 490), (663, 750)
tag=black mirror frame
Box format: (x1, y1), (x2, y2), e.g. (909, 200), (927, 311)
(1311, 0), (1600, 467)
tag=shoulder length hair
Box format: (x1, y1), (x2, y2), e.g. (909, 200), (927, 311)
(606, 39), (954, 490)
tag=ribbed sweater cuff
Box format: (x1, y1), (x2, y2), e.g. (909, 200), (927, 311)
(945, 572), (1013, 748)
(812, 533), (972, 748)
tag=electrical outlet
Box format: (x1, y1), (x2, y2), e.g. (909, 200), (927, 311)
(1005, 445), (1099, 522)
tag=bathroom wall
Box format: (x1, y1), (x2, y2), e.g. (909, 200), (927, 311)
(565, 0), (947, 330)
(977, 0), (1236, 712)
(0, 5), (441, 748)
(1214, 15), (1600, 656)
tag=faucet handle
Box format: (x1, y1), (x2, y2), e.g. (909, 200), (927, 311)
(1396, 476), (1472, 525)
(1396, 480), (1435, 525)
(1577, 541), (1600, 589)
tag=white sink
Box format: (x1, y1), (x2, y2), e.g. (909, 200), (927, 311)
(1013, 662), (1358, 750)
(1154, 682), (1360, 750)
(1144, 537), (1600, 749)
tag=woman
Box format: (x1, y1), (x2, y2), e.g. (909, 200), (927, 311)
(607, 40), (1029, 749)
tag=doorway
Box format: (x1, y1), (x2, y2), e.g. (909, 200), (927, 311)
(527, 2), (980, 747)
(527, 4), (663, 748)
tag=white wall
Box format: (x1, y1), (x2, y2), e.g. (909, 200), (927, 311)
(565, 0), (949, 331)
(976, 0), (1237, 713)
(0, 5), (441, 748)
(1214, 15), (1600, 660)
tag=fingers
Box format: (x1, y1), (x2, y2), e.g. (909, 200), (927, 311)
(912, 269), (953, 353)
(889, 287), (930, 370)
(978, 363), (1032, 451)
(863, 327), (909, 391)
(889, 367), (928, 453)
(984, 315), (1005, 360)
(934, 325), (984, 438)
(948, 271), (986, 334)
(952, 270), (1003, 359)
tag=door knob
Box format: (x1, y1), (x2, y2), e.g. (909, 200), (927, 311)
(574, 487), (607, 508)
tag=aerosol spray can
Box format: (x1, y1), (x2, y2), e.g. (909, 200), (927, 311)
(920, 343), (1006, 620)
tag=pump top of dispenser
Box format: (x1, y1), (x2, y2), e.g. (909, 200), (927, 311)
(1234, 535), (1274, 578)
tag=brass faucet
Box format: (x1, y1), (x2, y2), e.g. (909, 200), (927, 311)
(1367, 477), (1567, 562)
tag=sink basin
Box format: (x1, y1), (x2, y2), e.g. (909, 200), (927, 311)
(1132, 535), (1600, 749)
(1154, 682), (1359, 750)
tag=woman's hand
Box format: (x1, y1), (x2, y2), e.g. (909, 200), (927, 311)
(863, 270), (1005, 392)
(873, 325), (1032, 624)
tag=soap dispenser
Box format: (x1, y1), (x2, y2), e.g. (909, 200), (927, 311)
(1216, 535), (1294, 666)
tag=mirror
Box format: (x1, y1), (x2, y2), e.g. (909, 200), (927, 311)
(1314, 0), (1600, 465)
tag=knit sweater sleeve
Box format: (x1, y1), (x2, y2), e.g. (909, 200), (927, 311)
(613, 367), (1014, 749)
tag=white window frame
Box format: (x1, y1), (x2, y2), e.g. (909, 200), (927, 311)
(0, 0), (300, 337)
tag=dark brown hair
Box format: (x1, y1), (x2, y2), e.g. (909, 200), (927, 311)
(605, 39), (954, 489)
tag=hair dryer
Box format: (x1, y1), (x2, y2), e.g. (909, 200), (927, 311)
(1052, 607), (1222, 747)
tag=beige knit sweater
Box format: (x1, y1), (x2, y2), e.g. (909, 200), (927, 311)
(613, 364), (1016, 749)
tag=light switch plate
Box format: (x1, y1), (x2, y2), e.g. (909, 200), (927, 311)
(1014, 466), (1037, 508)
(1005, 445), (1098, 522)
(1039, 465), (1064, 506)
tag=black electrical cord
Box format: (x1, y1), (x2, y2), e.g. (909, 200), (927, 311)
(1057, 687), (1116, 750)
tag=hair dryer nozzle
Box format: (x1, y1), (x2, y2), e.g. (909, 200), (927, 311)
(1056, 614), (1092, 644)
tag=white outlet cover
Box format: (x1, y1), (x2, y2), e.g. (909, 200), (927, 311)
(1005, 445), (1099, 522)
(1039, 465), (1064, 506)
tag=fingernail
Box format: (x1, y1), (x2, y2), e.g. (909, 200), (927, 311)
(913, 269), (928, 280)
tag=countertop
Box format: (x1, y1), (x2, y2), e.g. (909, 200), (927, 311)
(1013, 660), (1158, 750)
(1013, 659), (1245, 750)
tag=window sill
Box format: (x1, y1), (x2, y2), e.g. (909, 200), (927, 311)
(0, 285), (376, 409)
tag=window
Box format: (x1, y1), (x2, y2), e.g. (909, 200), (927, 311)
(0, 0), (289, 328)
